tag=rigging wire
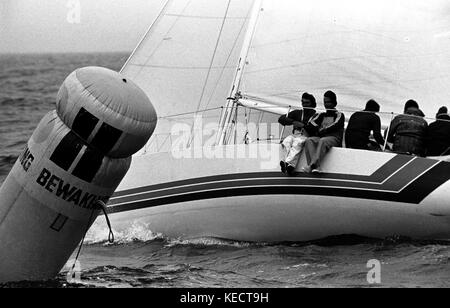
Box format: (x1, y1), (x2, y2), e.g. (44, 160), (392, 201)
(165, 13), (246, 20)
(218, 0), (263, 145)
(156, 104), (450, 125)
(194, 0), (233, 113)
(185, 0), (233, 148)
(203, 5), (253, 111)
(134, 0), (192, 79)
(120, 0), (172, 73)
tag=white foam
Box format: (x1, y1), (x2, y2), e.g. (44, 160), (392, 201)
(164, 237), (258, 248)
(85, 220), (164, 245)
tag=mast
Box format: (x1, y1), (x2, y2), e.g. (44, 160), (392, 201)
(216, 0), (263, 145)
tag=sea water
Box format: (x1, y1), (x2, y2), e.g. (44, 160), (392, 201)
(0, 53), (448, 288)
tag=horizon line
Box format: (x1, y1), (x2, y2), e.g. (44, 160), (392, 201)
(0, 50), (132, 56)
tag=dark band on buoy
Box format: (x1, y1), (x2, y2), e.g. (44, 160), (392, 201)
(50, 131), (103, 183)
(51, 106), (124, 183)
(72, 108), (99, 140)
(91, 123), (123, 154)
(72, 107), (124, 156)
(50, 132), (83, 171)
(72, 148), (104, 182)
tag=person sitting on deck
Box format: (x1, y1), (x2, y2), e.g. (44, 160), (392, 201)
(425, 106), (450, 157)
(302, 91), (345, 174)
(278, 92), (317, 175)
(345, 99), (385, 151)
(387, 100), (428, 157)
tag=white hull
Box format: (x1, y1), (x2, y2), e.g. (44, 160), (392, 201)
(107, 144), (450, 242)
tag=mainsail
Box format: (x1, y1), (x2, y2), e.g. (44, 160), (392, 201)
(123, 0), (450, 152)
(240, 0), (450, 125)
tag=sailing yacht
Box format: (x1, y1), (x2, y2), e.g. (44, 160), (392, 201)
(105, 0), (450, 242)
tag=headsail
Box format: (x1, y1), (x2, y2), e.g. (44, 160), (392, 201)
(121, 0), (255, 153)
(240, 0), (450, 125)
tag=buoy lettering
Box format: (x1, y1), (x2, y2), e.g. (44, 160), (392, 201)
(36, 168), (105, 209)
(19, 147), (34, 172)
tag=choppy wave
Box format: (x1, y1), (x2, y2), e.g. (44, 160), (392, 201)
(0, 154), (17, 166)
(85, 220), (259, 249)
(85, 221), (166, 245)
(2, 236), (449, 288)
(0, 154), (17, 183)
(74, 218), (450, 288)
(87, 219), (449, 248)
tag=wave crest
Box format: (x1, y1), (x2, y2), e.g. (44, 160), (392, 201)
(85, 221), (165, 245)
(84, 220), (259, 248)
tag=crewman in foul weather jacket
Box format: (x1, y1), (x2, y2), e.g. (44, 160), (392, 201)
(303, 91), (345, 173)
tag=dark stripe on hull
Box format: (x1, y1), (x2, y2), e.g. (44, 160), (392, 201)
(109, 157), (434, 206)
(112, 155), (413, 199)
(107, 156), (450, 214)
(107, 163), (448, 214)
(398, 162), (450, 203)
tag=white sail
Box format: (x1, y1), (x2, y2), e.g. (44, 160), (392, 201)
(122, 0), (255, 153)
(123, 0), (450, 150)
(240, 0), (450, 124)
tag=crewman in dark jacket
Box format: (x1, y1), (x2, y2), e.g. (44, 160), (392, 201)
(302, 91), (345, 173)
(278, 93), (317, 174)
(345, 100), (385, 151)
(387, 100), (428, 156)
(278, 93), (317, 133)
(426, 106), (450, 156)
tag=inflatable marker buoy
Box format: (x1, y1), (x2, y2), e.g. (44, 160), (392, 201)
(0, 67), (157, 283)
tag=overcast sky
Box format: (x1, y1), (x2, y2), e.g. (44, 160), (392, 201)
(0, 0), (165, 53)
